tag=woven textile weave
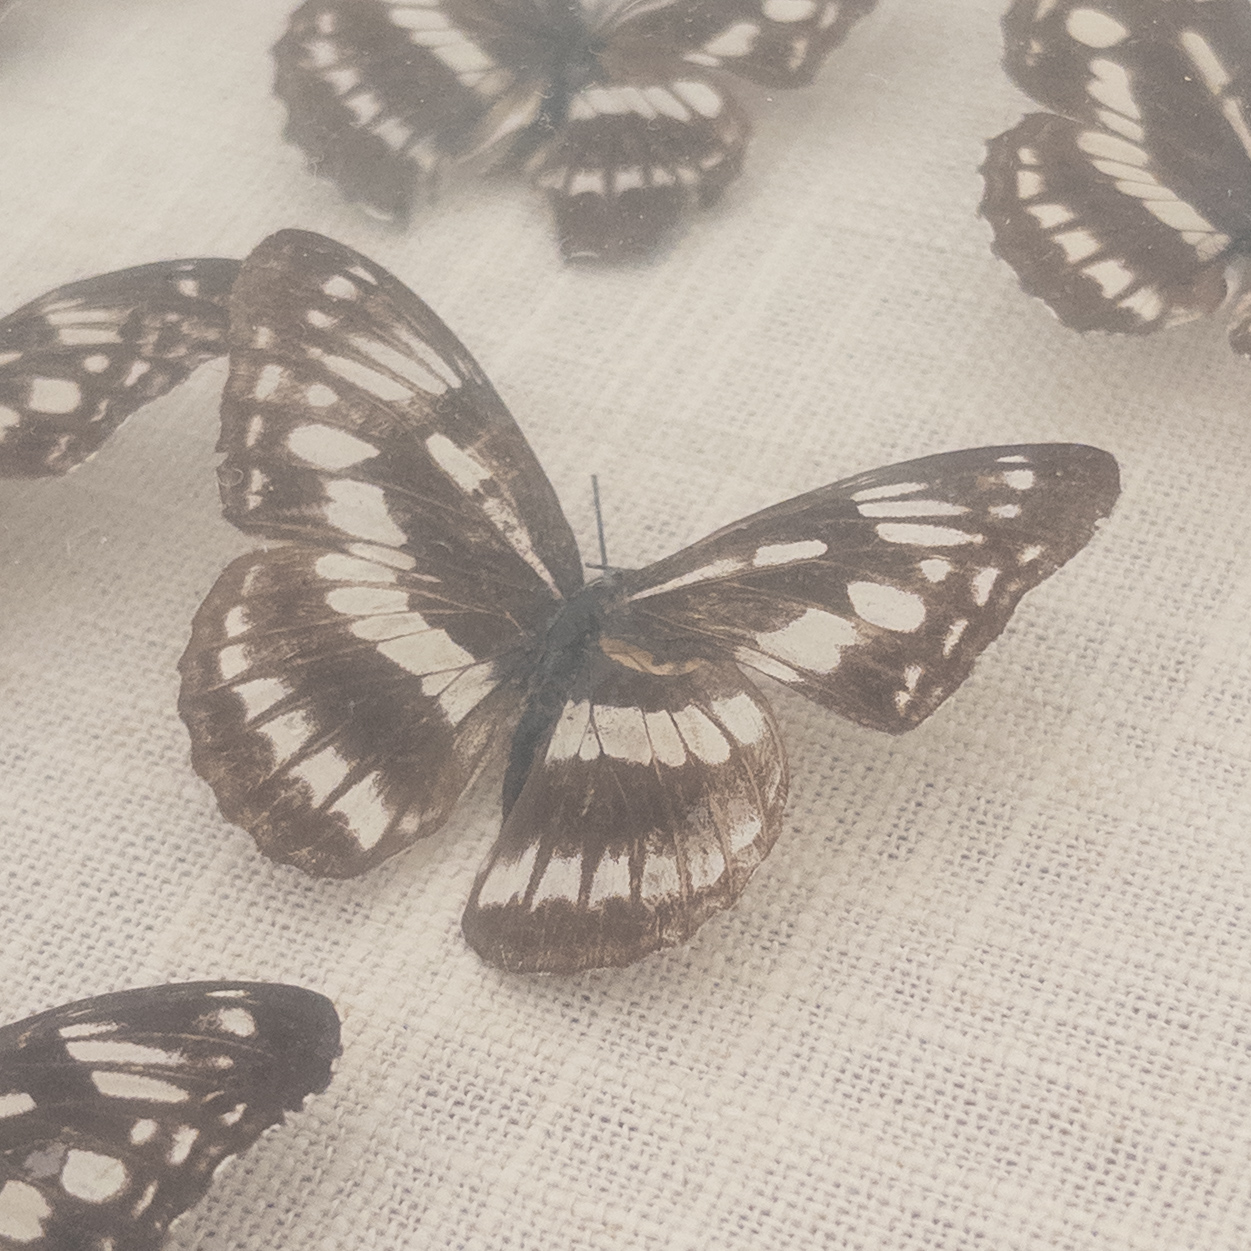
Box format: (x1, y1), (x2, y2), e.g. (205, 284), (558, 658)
(1, 2), (1249, 1247)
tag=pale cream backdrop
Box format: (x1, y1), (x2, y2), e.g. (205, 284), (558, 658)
(1, 1), (1249, 1248)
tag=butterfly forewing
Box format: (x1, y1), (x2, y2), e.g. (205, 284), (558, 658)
(462, 650), (787, 973)
(532, 76), (749, 260)
(0, 260), (238, 478)
(607, 0), (878, 89)
(182, 230), (580, 873)
(274, 0), (553, 220)
(617, 445), (1119, 734)
(985, 0), (1251, 346)
(0, 982), (338, 1251)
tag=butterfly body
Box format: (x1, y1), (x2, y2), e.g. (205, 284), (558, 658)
(0, 982), (338, 1251)
(983, 0), (1251, 352)
(272, 0), (878, 258)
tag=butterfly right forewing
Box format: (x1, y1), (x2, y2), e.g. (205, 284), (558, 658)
(0, 259), (238, 477)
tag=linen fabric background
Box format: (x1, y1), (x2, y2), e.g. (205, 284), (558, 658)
(1, 1), (1249, 1247)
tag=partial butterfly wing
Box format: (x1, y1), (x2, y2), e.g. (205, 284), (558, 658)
(0, 981), (338, 1251)
(462, 650), (788, 972)
(982, 0), (1251, 348)
(179, 229), (583, 876)
(613, 444), (1119, 733)
(0, 260), (238, 477)
(273, 0), (557, 220)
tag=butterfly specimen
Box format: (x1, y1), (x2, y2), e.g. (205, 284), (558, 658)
(982, 0), (1251, 353)
(0, 981), (339, 1251)
(0, 230), (1119, 973)
(272, 0), (880, 260)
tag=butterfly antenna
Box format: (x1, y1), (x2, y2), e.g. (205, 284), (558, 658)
(592, 474), (609, 571)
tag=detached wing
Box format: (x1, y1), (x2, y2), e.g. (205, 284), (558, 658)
(179, 230), (582, 876)
(0, 982), (338, 1251)
(0, 259), (237, 477)
(274, 0), (555, 219)
(616, 444), (1119, 734)
(462, 650), (787, 973)
(983, 0), (1251, 344)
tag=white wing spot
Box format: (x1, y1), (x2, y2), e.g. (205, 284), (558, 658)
(378, 629), (475, 677)
(672, 80), (723, 117)
(420, 660), (498, 723)
(1018, 544), (1044, 564)
(315, 551), (397, 583)
(28, 377), (81, 414)
(594, 703), (653, 765)
(729, 812), (763, 852)
(327, 585), (409, 617)
(1002, 469), (1035, 490)
(1118, 286), (1165, 321)
(307, 308), (337, 329)
(1053, 228), (1102, 263)
(1088, 57), (1140, 119)
(754, 607), (858, 674)
(324, 479), (408, 547)
(685, 838), (726, 891)
(257, 708), (319, 766)
(971, 567), (1000, 606)
(0, 405), (21, 433)
(1028, 202), (1076, 228)
(643, 86), (690, 120)
(91, 1072), (188, 1103)
(321, 275), (358, 300)
(288, 423), (378, 470)
(641, 850), (681, 900)
(1083, 258), (1135, 298)
(219, 1104), (246, 1127)
(919, 558), (952, 583)
(763, 0), (815, 20)
(876, 523), (979, 547)
(129, 1120), (158, 1145)
(329, 772), (392, 850)
(318, 352), (413, 403)
(711, 691), (768, 745)
(66, 1040), (181, 1066)
(752, 539), (826, 566)
(1065, 7), (1129, 46)
(531, 854), (583, 906)
(167, 1126), (199, 1166)
(847, 582), (926, 632)
(943, 619), (969, 657)
(851, 480), (927, 503)
(347, 332), (450, 396)
(289, 744), (354, 805)
(630, 557), (748, 601)
(857, 499), (968, 519)
(1017, 169), (1044, 197)
(546, 699), (592, 762)
(990, 503), (1022, 519)
(253, 363), (285, 401)
(1077, 130), (1148, 166)
(214, 1007), (256, 1037)
(475, 843), (539, 909)
(569, 169), (607, 197)
(82, 353), (110, 373)
(0, 1180), (51, 1242)
(133, 1180), (158, 1217)
(644, 710), (686, 767)
(700, 22), (758, 59)
(672, 706), (731, 764)
(0, 1092), (35, 1118)
(588, 850), (631, 907)
(61, 1151), (128, 1203)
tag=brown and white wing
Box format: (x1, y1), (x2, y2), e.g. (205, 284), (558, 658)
(983, 0), (1251, 344)
(531, 76), (750, 261)
(462, 651), (787, 973)
(179, 230), (582, 877)
(606, 0), (880, 90)
(273, 0), (554, 220)
(0, 259), (237, 477)
(616, 444), (1119, 734)
(0, 982), (338, 1251)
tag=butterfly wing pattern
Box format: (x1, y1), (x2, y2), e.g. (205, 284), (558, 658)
(0, 981), (339, 1251)
(982, 0), (1251, 351)
(271, 0), (880, 259)
(0, 259), (239, 477)
(1, 230), (1119, 971)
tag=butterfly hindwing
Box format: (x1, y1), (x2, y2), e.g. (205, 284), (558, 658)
(984, 0), (1251, 345)
(0, 259), (238, 478)
(181, 229), (581, 874)
(616, 444), (1120, 734)
(0, 982), (338, 1251)
(462, 650), (787, 973)
(532, 76), (750, 261)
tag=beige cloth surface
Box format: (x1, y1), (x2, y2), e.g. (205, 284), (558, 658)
(2, 1), (1250, 1247)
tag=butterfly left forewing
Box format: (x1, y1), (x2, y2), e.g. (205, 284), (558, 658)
(617, 444), (1119, 734)
(462, 650), (787, 973)
(0, 982), (338, 1251)
(0, 259), (238, 477)
(180, 230), (581, 875)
